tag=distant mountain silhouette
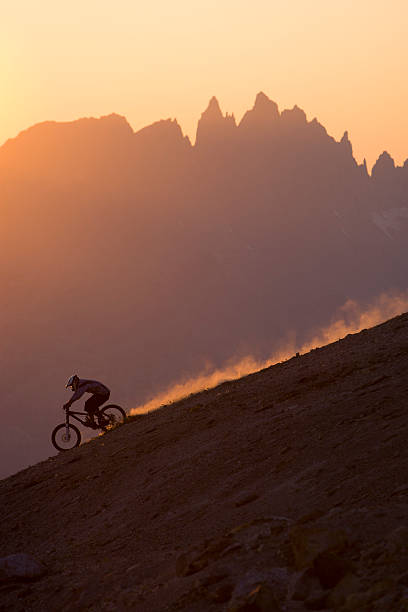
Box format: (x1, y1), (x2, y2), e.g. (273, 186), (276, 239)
(1, 93), (408, 478)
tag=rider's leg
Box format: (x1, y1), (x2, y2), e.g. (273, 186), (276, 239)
(84, 392), (110, 423)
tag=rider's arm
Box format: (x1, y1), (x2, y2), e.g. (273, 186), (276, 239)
(65, 386), (86, 407)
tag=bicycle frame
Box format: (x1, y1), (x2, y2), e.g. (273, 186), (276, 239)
(65, 408), (92, 427)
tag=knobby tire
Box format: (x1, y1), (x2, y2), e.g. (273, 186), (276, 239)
(51, 423), (81, 451)
(99, 404), (126, 429)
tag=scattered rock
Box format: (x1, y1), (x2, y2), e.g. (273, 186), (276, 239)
(297, 509), (326, 525)
(0, 554), (46, 582)
(209, 582), (234, 603)
(304, 588), (328, 610)
(360, 542), (384, 565)
(386, 525), (408, 554)
(325, 572), (361, 609)
(390, 484), (408, 497)
(230, 519), (276, 550)
(175, 552), (208, 577)
(289, 525), (348, 569)
(343, 590), (371, 610)
(290, 568), (321, 601)
(365, 577), (396, 601)
(229, 516), (291, 539)
(228, 582), (281, 611)
(313, 551), (352, 588)
(176, 535), (234, 577)
(67, 456), (82, 464)
(195, 571), (229, 588)
(235, 493), (259, 507)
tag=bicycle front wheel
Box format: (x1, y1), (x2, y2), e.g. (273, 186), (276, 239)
(99, 404), (126, 429)
(51, 423), (81, 451)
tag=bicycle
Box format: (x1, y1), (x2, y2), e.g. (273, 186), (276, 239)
(51, 404), (127, 451)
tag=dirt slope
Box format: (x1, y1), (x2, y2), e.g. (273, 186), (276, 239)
(1, 313), (408, 611)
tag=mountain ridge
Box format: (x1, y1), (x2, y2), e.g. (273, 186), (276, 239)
(2, 93), (406, 173)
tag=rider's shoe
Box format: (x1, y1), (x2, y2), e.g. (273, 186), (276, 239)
(85, 417), (97, 429)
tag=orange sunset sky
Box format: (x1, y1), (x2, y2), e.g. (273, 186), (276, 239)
(1, 0), (407, 169)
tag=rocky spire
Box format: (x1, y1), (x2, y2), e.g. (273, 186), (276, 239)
(359, 158), (369, 177)
(340, 131), (353, 156)
(372, 151), (396, 180)
(253, 91), (279, 117)
(239, 92), (279, 132)
(202, 96), (223, 121)
(195, 97), (236, 148)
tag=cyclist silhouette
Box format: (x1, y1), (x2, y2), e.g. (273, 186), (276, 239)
(64, 375), (110, 427)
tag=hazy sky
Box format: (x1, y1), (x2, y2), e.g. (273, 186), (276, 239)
(2, 0), (408, 168)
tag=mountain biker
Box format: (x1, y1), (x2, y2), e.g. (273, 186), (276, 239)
(64, 375), (110, 427)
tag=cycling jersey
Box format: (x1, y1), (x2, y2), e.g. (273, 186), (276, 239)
(68, 379), (110, 404)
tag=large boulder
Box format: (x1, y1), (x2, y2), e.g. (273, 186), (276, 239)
(289, 525), (348, 570)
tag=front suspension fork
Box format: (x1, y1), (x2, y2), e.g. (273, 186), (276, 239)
(65, 410), (70, 436)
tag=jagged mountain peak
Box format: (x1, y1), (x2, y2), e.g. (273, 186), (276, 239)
(372, 150), (396, 179)
(239, 92), (279, 132)
(195, 97), (236, 147)
(359, 157), (369, 176)
(253, 91), (279, 113)
(280, 104), (307, 125)
(339, 130), (353, 156)
(202, 96), (223, 120)
(309, 117), (328, 137)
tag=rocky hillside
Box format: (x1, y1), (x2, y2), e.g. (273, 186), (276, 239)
(1, 313), (408, 611)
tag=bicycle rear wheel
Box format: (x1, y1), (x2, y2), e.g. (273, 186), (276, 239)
(51, 423), (81, 451)
(99, 404), (126, 430)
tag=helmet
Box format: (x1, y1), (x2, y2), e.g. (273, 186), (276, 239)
(66, 374), (79, 390)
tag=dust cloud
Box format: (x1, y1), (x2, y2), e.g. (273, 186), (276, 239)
(130, 291), (408, 416)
